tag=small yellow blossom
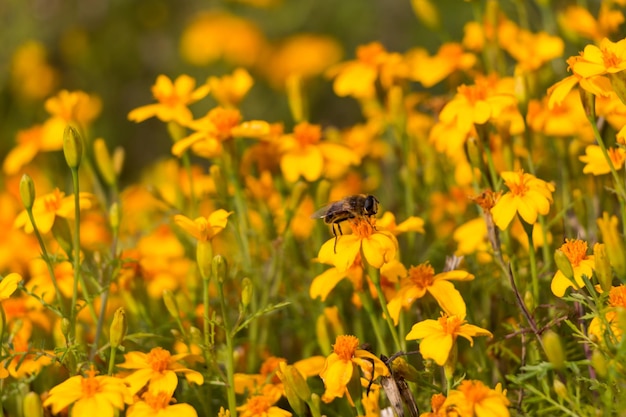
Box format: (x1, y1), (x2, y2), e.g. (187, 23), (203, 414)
(387, 263), (473, 325)
(319, 335), (389, 403)
(126, 390), (198, 417)
(551, 239), (595, 297)
(118, 347), (204, 394)
(327, 42), (388, 99)
(444, 380), (510, 417)
(405, 312), (493, 366)
(589, 285), (626, 344)
(579, 145), (626, 175)
(490, 170), (555, 230)
(208, 68), (254, 107)
(173, 209), (232, 241)
(128, 74), (210, 125)
(13, 188), (94, 234)
(43, 367), (132, 417)
(237, 391), (292, 417)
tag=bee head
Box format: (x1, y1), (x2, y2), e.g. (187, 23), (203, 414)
(364, 195), (379, 216)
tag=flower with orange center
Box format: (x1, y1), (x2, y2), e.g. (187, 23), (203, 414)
(43, 366), (132, 417)
(172, 106), (270, 158)
(420, 393), (447, 417)
(13, 188), (94, 234)
(237, 391), (291, 417)
(278, 122), (359, 183)
(126, 390), (198, 417)
(443, 380), (510, 417)
(551, 239), (595, 297)
(173, 209), (232, 242)
(128, 74), (210, 125)
(386, 262), (473, 325)
(589, 285), (626, 344)
(317, 217), (398, 272)
(490, 170), (555, 230)
(319, 335), (389, 403)
(208, 67), (254, 107)
(579, 145), (626, 175)
(117, 346), (204, 394)
(405, 312), (493, 366)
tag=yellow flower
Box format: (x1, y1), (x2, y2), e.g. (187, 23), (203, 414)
(526, 91), (594, 140)
(310, 256), (365, 301)
(589, 285), (626, 344)
(173, 209), (232, 241)
(318, 218), (398, 271)
(128, 74), (210, 125)
(43, 367), (132, 417)
(579, 145), (626, 175)
(0, 273), (21, 301)
(319, 335), (389, 403)
(44, 89), (102, 127)
(407, 42), (476, 88)
(443, 380), (510, 417)
(3, 125), (48, 175)
(237, 391), (292, 417)
(387, 263), (473, 325)
(117, 347), (204, 394)
(208, 68), (254, 107)
(278, 122), (359, 183)
(490, 170), (555, 230)
(13, 188), (94, 234)
(551, 239), (595, 297)
(171, 107), (270, 158)
(572, 38), (626, 78)
(327, 42), (388, 99)
(126, 391), (198, 417)
(375, 212), (425, 235)
(405, 312), (493, 366)
(420, 393), (448, 417)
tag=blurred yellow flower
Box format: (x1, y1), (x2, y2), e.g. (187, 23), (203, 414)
(237, 391), (291, 417)
(127, 390), (198, 417)
(376, 212), (425, 235)
(118, 347), (204, 394)
(10, 40), (58, 101)
(319, 335), (389, 403)
(526, 90), (594, 140)
(318, 218), (397, 271)
(407, 43), (476, 88)
(490, 170), (554, 230)
(579, 145), (626, 175)
(0, 273), (21, 301)
(327, 42), (388, 99)
(128, 74), (210, 125)
(589, 284), (626, 344)
(405, 312), (493, 366)
(43, 367), (132, 417)
(558, 5), (624, 42)
(3, 322), (52, 378)
(386, 263), (473, 325)
(13, 188), (94, 234)
(208, 68), (254, 107)
(443, 380), (510, 417)
(551, 239), (595, 297)
(573, 38), (626, 78)
(173, 209), (232, 242)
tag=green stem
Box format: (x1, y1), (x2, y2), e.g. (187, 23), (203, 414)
(108, 346), (117, 376)
(527, 230), (539, 304)
(359, 284), (387, 354)
(217, 279), (238, 417)
(181, 151), (199, 217)
(369, 267), (404, 353)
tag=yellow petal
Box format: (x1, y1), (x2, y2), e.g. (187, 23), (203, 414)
(427, 281), (467, 318)
(0, 273), (22, 300)
(419, 332), (453, 366)
(310, 267), (346, 301)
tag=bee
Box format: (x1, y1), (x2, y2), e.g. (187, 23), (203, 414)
(312, 194), (380, 252)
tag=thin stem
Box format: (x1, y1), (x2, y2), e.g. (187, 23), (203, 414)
(217, 279), (238, 417)
(368, 266), (404, 353)
(526, 231), (539, 304)
(359, 285), (387, 355)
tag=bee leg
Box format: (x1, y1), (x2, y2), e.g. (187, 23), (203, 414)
(337, 222), (343, 235)
(332, 223), (338, 254)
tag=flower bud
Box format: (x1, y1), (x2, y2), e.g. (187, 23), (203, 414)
(112, 146), (125, 176)
(61, 318), (72, 338)
(109, 307), (127, 349)
(286, 74), (304, 123)
(63, 125), (83, 168)
(163, 290), (180, 320)
(241, 277), (253, 310)
(579, 88), (596, 121)
(19, 174), (36, 209)
(597, 212), (626, 278)
(212, 255), (228, 284)
(22, 392), (43, 417)
(591, 349), (608, 378)
(524, 290), (535, 312)
(93, 138), (116, 186)
(389, 356), (419, 382)
(411, 0), (440, 31)
(197, 240), (213, 281)
(594, 243), (613, 292)
(278, 362), (309, 415)
(554, 249), (575, 284)
(553, 379), (568, 399)
(542, 330), (566, 370)
(109, 202), (120, 231)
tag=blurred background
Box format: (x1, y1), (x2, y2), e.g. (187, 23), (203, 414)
(0, 0), (474, 182)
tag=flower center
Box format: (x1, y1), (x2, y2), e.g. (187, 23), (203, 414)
(147, 347), (172, 372)
(208, 107), (242, 137)
(559, 239), (588, 267)
(407, 263), (435, 288)
(333, 335), (360, 361)
(81, 368), (100, 398)
(349, 217), (375, 238)
(608, 147), (625, 167)
(43, 189), (64, 212)
(458, 84), (487, 104)
(144, 391), (173, 410)
(505, 171), (529, 196)
(293, 122), (321, 147)
(601, 47), (621, 70)
(457, 380), (490, 403)
(357, 42), (385, 65)
(437, 313), (463, 335)
(609, 285), (626, 307)
(246, 395), (271, 414)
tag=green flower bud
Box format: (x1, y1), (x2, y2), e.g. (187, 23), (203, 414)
(553, 379), (568, 399)
(591, 349), (608, 378)
(22, 392), (43, 417)
(109, 307), (127, 349)
(197, 240), (213, 281)
(542, 330), (566, 370)
(554, 249), (575, 284)
(109, 202), (120, 231)
(19, 174), (36, 209)
(212, 255), (228, 284)
(63, 125), (83, 168)
(241, 277), (253, 310)
(594, 243), (613, 292)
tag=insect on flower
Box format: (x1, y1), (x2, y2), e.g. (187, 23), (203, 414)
(312, 194), (380, 253)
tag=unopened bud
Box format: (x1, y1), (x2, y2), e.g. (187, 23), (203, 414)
(389, 356), (419, 382)
(163, 290), (180, 319)
(63, 125), (83, 168)
(19, 174), (36, 209)
(241, 277), (253, 310)
(554, 249), (575, 284)
(591, 349), (608, 378)
(542, 330), (566, 370)
(594, 243), (613, 292)
(286, 74), (304, 123)
(112, 147), (125, 176)
(597, 212), (626, 278)
(524, 290), (535, 312)
(278, 362), (308, 415)
(109, 307), (127, 349)
(109, 202), (120, 231)
(22, 392), (43, 417)
(212, 255), (228, 284)
(197, 240), (213, 281)
(94, 138), (116, 186)
(61, 318), (71, 338)
(553, 379), (568, 399)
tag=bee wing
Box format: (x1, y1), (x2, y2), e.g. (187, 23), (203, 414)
(311, 203), (333, 219)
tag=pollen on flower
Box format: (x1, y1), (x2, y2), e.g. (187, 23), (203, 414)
(505, 171), (530, 196)
(356, 42), (385, 64)
(208, 107), (242, 136)
(408, 263), (435, 288)
(609, 285), (626, 307)
(144, 391), (173, 410)
(437, 313), (463, 335)
(81, 368), (101, 398)
(457, 380), (490, 403)
(559, 239), (588, 267)
(349, 217), (375, 238)
(457, 84), (487, 104)
(293, 122), (321, 146)
(246, 395), (272, 414)
(333, 335), (360, 361)
(43, 189), (64, 212)
(147, 347), (171, 372)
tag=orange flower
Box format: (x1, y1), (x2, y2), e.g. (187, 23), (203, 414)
(173, 209), (232, 242)
(551, 239), (595, 297)
(237, 391), (291, 417)
(444, 380), (510, 417)
(126, 391), (198, 417)
(327, 42), (389, 99)
(128, 74), (210, 125)
(208, 68), (254, 107)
